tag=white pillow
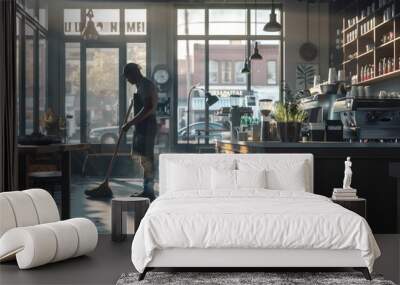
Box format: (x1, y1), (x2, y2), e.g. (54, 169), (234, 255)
(168, 162), (210, 191)
(266, 162), (307, 191)
(210, 169), (267, 191)
(236, 169), (267, 189)
(167, 161), (235, 192)
(211, 168), (237, 190)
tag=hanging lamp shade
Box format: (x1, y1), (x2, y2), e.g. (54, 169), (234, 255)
(241, 58), (250, 73)
(263, 0), (282, 32)
(82, 9), (99, 40)
(250, 42), (263, 60)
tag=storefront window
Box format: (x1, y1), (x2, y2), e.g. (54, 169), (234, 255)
(177, 40), (205, 144)
(209, 9), (246, 35)
(16, 18), (20, 135)
(251, 40), (280, 102)
(125, 9), (147, 35)
(126, 42), (147, 144)
(25, 24), (35, 134)
(39, 34), (47, 124)
(250, 9), (281, 36)
(64, 9), (82, 35)
(176, 8), (282, 145)
(86, 48), (119, 144)
(63, 8), (148, 145)
(177, 9), (205, 35)
(65, 43), (81, 143)
(267, 60), (277, 85)
(87, 9), (120, 35)
(235, 61), (246, 84)
(209, 60), (218, 84)
(39, 0), (48, 29)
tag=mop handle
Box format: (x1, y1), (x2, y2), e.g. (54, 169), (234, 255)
(104, 98), (135, 180)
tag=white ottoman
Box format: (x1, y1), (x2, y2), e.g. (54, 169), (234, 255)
(0, 189), (98, 269)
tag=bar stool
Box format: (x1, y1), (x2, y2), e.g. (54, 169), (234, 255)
(111, 197), (150, 242)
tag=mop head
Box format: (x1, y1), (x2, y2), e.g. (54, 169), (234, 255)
(85, 180), (113, 198)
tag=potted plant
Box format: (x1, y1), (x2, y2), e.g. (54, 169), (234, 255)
(273, 84), (307, 142)
(41, 109), (61, 136)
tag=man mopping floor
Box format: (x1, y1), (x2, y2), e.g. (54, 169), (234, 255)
(85, 63), (158, 202)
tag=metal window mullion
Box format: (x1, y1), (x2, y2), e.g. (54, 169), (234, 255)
(80, 43), (87, 143)
(119, 43), (127, 130)
(33, 28), (40, 133)
(204, 8), (210, 145)
(280, 7), (284, 102)
(247, 8), (251, 93)
(20, 15), (26, 136)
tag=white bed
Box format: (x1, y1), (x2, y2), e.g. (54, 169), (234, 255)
(131, 154), (380, 280)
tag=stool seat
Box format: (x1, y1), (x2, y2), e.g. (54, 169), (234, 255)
(29, 171), (62, 178)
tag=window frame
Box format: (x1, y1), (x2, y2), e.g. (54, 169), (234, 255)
(16, 0), (48, 136)
(174, 5), (284, 146)
(266, 59), (278, 85)
(62, 3), (150, 145)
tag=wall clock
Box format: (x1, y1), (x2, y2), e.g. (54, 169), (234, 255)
(152, 65), (171, 92)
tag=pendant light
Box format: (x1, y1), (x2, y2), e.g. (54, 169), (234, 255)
(263, 0), (282, 32)
(241, 58), (250, 73)
(250, 42), (262, 60)
(82, 9), (99, 40)
(250, 1), (263, 60)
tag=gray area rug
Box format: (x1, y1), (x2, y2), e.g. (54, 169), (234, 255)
(116, 272), (396, 285)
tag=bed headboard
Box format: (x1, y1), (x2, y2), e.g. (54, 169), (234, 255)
(159, 153), (314, 195)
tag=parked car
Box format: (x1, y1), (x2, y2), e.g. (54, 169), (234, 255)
(177, 122), (230, 141)
(89, 122), (229, 144)
(88, 126), (133, 144)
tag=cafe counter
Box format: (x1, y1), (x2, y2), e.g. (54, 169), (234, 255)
(216, 140), (400, 234)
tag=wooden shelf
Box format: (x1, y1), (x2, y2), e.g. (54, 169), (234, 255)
(343, 38), (358, 47)
(357, 69), (400, 85)
(359, 29), (374, 38)
(377, 39), (396, 50)
(343, 57), (357, 65)
(376, 37), (400, 49)
(358, 50), (374, 59)
(342, 23), (357, 33)
(375, 18), (394, 30)
(341, 1), (399, 86)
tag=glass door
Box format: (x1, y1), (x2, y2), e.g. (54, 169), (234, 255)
(85, 47), (121, 145)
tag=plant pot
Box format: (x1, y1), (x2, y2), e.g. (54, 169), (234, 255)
(277, 122), (302, 142)
(45, 124), (59, 136)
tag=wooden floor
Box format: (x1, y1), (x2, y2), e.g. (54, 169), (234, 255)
(0, 235), (399, 285)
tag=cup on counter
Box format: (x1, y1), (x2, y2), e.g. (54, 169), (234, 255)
(358, 86), (366, 98)
(350, 86), (358, 98)
(364, 86), (372, 98)
(313, 75), (321, 87)
(328, 68), (337, 84)
(338, 70), (345, 82)
(378, 90), (387, 99)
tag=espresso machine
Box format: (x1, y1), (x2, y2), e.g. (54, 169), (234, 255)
(333, 97), (400, 141)
(259, 99), (274, 141)
(299, 83), (345, 141)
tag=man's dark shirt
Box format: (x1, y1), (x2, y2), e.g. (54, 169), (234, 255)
(131, 78), (158, 157)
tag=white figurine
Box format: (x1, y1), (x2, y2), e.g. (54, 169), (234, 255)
(342, 157), (353, 189)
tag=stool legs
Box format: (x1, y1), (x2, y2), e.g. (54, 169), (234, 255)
(112, 201), (124, 242)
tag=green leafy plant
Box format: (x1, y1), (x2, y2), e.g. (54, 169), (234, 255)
(273, 83), (307, 123)
(274, 102), (307, 123)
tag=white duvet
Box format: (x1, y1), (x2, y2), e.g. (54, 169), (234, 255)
(131, 190), (380, 273)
